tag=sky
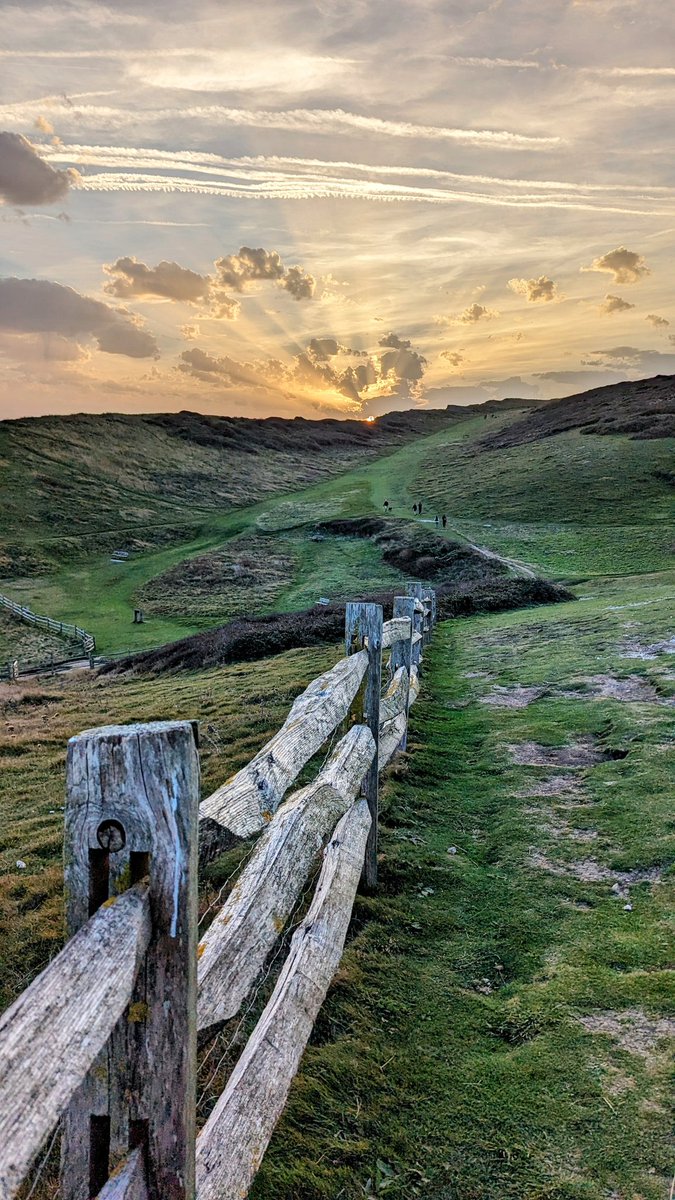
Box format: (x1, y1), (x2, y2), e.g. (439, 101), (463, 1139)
(0, 0), (674, 421)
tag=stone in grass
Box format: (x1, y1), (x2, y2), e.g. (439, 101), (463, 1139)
(16, 860), (26, 869)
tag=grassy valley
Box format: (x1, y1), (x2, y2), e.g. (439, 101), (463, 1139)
(0, 376), (673, 1199)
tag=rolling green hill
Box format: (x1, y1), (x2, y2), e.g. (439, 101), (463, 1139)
(0, 377), (672, 656)
(1, 379), (673, 1200)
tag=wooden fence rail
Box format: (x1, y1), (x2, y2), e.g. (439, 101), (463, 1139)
(0, 584), (436, 1200)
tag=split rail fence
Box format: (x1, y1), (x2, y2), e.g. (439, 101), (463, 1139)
(0, 583), (436, 1200)
(0, 592), (95, 680)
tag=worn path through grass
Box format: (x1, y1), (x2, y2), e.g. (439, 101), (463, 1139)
(251, 573), (675, 1200)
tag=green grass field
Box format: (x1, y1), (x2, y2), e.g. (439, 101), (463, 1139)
(1, 402), (674, 1198)
(249, 573), (675, 1200)
(1, 408), (672, 656)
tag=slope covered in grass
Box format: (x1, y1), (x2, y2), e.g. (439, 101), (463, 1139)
(249, 571), (675, 1200)
(480, 373), (675, 448)
(0, 406), (468, 570)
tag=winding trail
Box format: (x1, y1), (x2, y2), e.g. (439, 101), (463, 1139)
(418, 518), (538, 579)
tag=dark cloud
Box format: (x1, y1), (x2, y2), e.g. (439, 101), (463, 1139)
(583, 246), (650, 284)
(104, 257), (211, 303)
(282, 264), (315, 300)
(482, 375), (541, 398)
(600, 294), (635, 314)
(645, 313), (669, 328)
(587, 345), (675, 372)
(0, 131), (78, 206)
(214, 246), (315, 301)
(215, 247), (285, 291)
(440, 350), (465, 368)
(508, 275), (559, 302)
(307, 337), (341, 359)
(377, 332), (427, 395)
(103, 247), (315, 319)
(0, 278), (159, 358)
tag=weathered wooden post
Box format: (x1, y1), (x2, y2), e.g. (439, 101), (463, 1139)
(345, 602), (382, 890)
(7, 659), (18, 683)
(407, 582), (433, 654)
(429, 588), (437, 632)
(61, 720), (200, 1200)
(391, 596), (415, 751)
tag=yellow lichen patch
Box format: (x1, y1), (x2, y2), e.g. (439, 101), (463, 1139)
(127, 1001), (149, 1023)
(218, 913), (232, 926)
(101, 895), (118, 908)
(112, 864), (132, 895)
(272, 915), (285, 932)
(262, 809), (272, 823)
(197, 942), (206, 958)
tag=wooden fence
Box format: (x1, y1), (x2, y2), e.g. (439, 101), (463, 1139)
(0, 593), (96, 677)
(0, 584), (435, 1200)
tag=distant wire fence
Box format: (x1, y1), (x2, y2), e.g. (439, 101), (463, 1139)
(0, 592), (96, 680)
(0, 582), (436, 1200)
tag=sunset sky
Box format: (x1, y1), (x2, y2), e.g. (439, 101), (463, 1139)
(1, 0), (674, 420)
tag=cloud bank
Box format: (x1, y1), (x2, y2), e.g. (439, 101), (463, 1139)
(0, 278), (159, 358)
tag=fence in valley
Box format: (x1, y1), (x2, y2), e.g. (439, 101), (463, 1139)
(0, 583), (436, 1200)
(0, 592), (96, 680)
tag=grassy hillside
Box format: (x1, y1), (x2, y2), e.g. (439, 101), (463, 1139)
(251, 571), (675, 1200)
(1, 383), (674, 1198)
(0, 410), (516, 653)
(3, 570), (673, 1199)
(480, 373), (675, 447)
(0, 406), (468, 570)
(2, 402), (673, 654)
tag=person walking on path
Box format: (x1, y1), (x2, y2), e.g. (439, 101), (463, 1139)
(435, 515), (439, 525)
(442, 514), (447, 528)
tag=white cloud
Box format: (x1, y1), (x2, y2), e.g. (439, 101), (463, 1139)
(127, 49), (356, 95)
(599, 293), (635, 314)
(582, 246), (651, 284)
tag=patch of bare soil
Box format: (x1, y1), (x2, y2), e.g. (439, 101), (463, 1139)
(527, 852), (662, 893)
(480, 684), (547, 709)
(563, 674), (666, 703)
(523, 809), (598, 842)
(507, 738), (610, 768)
(516, 774), (586, 799)
(620, 635), (675, 661)
(576, 1008), (675, 1059)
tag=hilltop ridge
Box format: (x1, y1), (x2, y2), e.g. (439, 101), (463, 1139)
(480, 373), (675, 449)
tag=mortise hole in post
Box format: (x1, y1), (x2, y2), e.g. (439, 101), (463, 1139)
(88, 848), (109, 916)
(130, 851), (151, 885)
(129, 1118), (149, 1154)
(89, 1115), (110, 1197)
